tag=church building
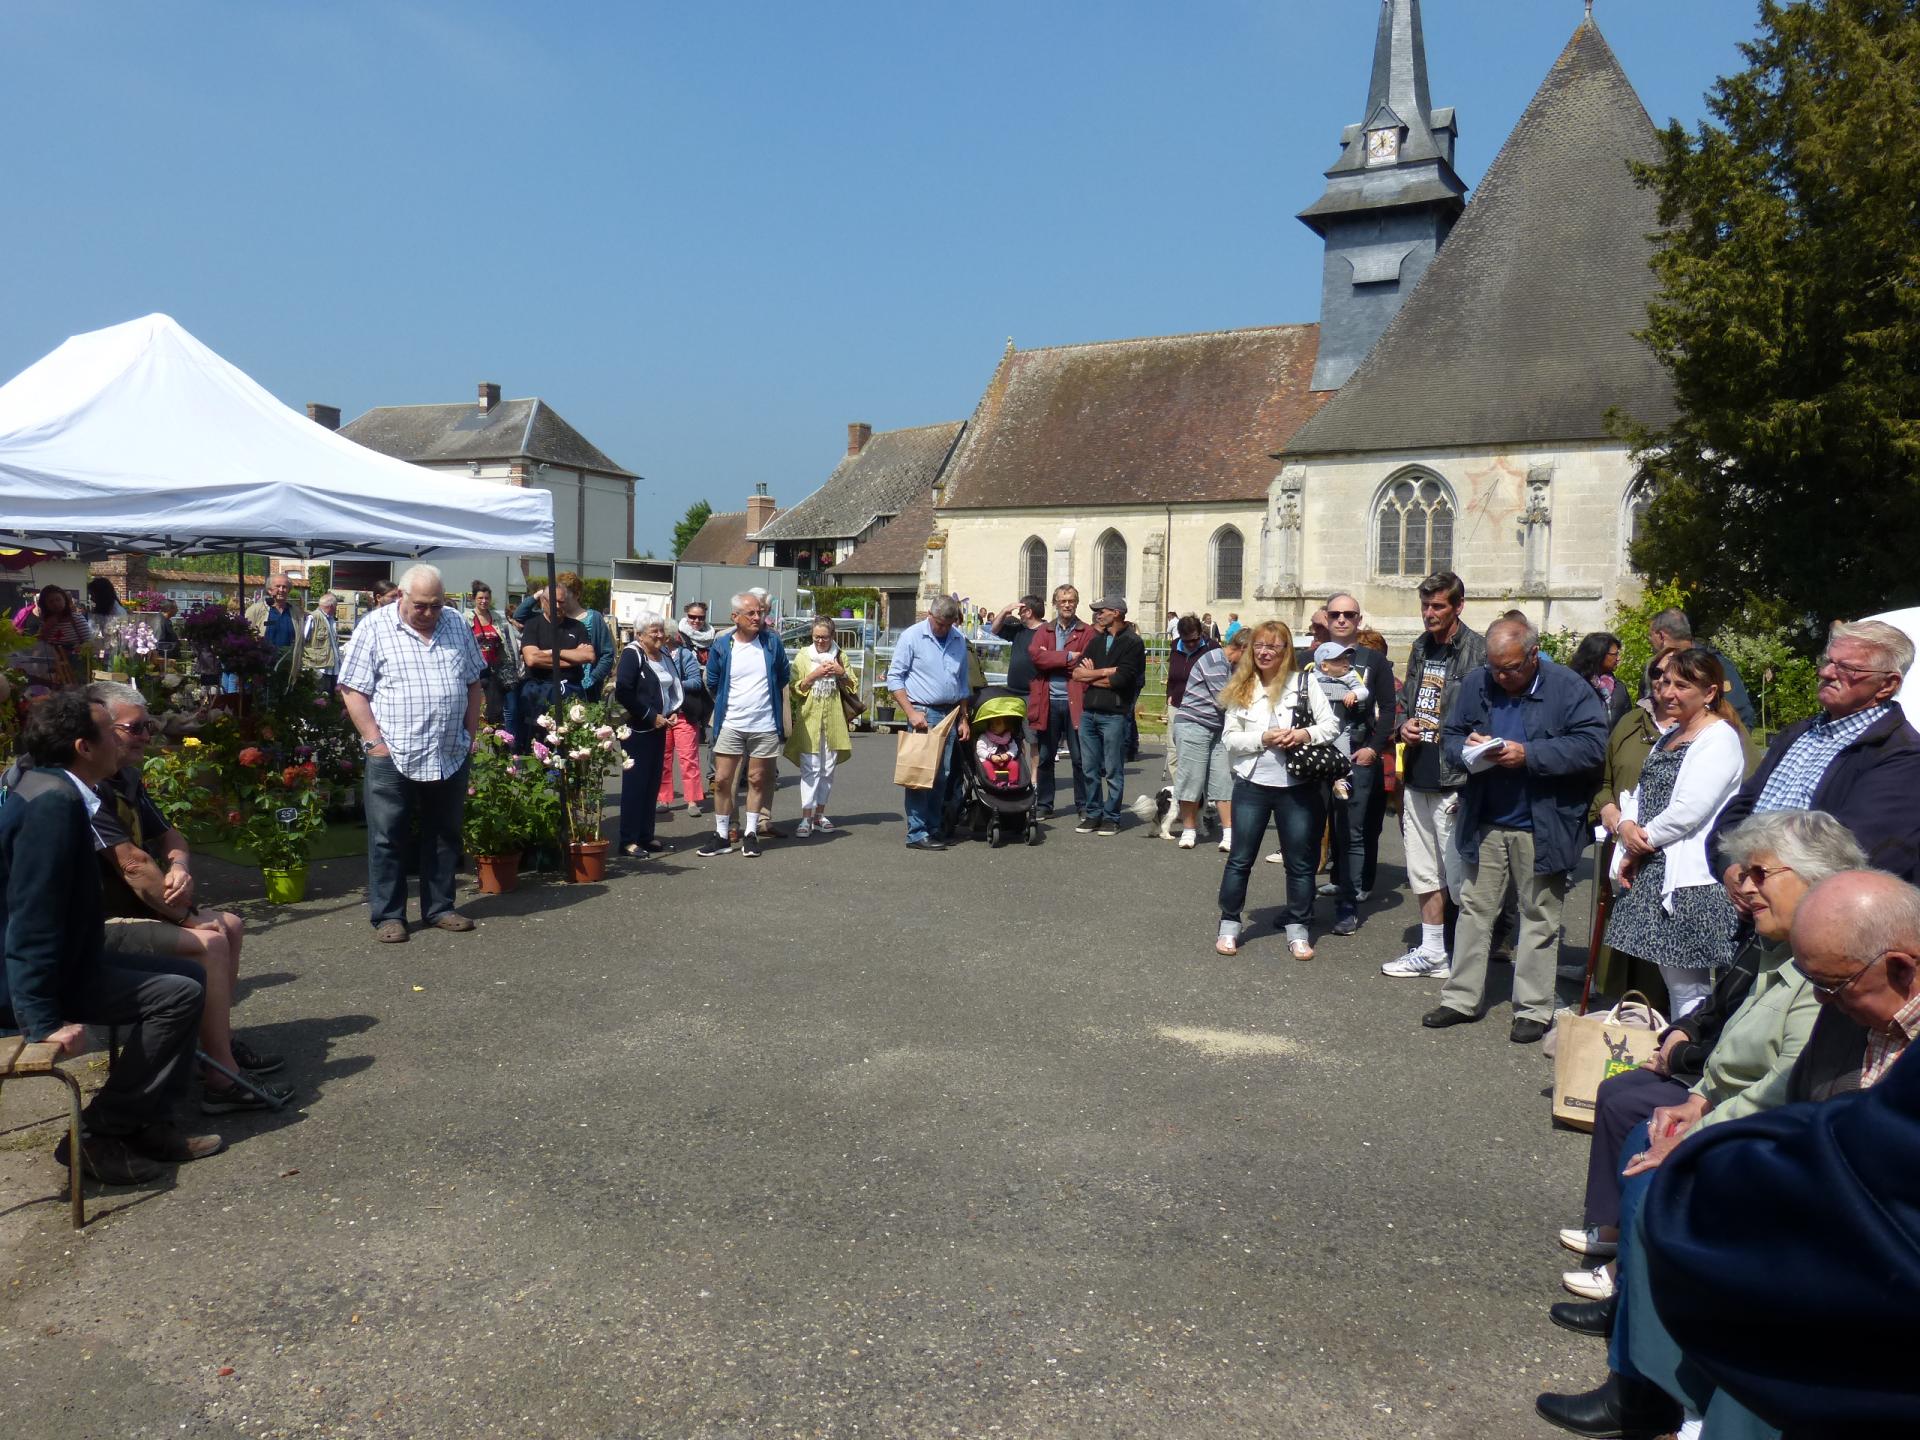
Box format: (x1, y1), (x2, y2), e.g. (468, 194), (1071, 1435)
(923, 3), (1673, 642)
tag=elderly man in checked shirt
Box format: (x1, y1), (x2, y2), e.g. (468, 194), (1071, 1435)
(338, 564), (487, 943)
(1711, 619), (1920, 884)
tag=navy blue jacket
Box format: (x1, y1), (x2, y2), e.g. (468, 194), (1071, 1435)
(1644, 1046), (1920, 1434)
(1442, 655), (1607, 874)
(0, 772), (106, 1040)
(1709, 706), (1920, 882)
(613, 642), (667, 729)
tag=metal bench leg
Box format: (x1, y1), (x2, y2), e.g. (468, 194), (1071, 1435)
(52, 1070), (85, 1229)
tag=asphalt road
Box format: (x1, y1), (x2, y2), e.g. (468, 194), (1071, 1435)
(2, 737), (1608, 1438)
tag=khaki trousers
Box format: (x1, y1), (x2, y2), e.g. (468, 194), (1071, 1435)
(1440, 825), (1569, 1025)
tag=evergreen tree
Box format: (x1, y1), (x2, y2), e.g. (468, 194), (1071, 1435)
(1619, 0), (1920, 632)
(671, 499), (713, 559)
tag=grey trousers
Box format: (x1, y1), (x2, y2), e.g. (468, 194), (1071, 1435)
(1440, 825), (1569, 1024)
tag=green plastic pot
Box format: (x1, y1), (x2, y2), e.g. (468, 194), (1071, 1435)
(261, 864), (309, 905)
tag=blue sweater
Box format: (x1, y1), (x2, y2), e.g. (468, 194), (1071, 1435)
(704, 630), (792, 741)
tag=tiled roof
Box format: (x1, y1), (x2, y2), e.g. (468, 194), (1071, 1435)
(938, 325), (1327, 510)
(753, 422), (965, 543)
(832, 489), (936, 580)
(1283, 20), (1677, 457)
(340, 398), (636, 478)
(678, 509), (767, 566)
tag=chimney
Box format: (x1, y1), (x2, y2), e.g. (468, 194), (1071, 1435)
(306, 403), (341, 431)
(847, 421), (872, 455)
(746, 482), (777, 533)
(478, 381), (502, 414)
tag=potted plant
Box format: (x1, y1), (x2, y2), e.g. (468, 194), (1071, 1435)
(230, 746), (330, 902)
(532, 700), (631, 882)
(462, 726), (560, 893)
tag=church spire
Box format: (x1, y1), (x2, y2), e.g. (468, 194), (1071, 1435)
(1299, 0), (1467, 391)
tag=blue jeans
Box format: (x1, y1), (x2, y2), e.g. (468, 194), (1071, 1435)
(1037, 700), (1084, 813)
(364, 754), (469, 926)
(1219, 777), (1327, 932)
(1078, 709), (1129, 822)
(903, 701), (959, 844)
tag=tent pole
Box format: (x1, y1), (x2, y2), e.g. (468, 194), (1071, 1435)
(548, 549), (566, 858)
(235, 544), (245, 610)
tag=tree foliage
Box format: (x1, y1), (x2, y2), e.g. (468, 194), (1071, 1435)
(1619, 0), (1920, 633)
(671, 500), (713, 559)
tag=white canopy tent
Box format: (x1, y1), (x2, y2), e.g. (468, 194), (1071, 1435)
(0, 313), (553, 560)
(1865, 607), (1920, 731)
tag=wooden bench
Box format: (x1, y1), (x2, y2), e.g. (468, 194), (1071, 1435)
(0, 1034), (85, 1228)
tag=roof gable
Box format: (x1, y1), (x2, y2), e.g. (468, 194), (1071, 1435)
(833, 488), (937, 579)
(1285, 20), (1678, 457)
(340, 398), (636, 477)
(753, 421), (964, 542)
(939, 325), (1327, 510)
(678, 509), (767, 566)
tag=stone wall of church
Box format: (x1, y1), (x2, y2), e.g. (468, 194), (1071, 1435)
(928, 503), (1266, 623)
(1263, 439), (1648, 647)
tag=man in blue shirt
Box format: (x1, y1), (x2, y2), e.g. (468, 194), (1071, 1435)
(245, 573), (305, 659)
(1427, 616), (1607, 1043)
(887, 596), (972, 851)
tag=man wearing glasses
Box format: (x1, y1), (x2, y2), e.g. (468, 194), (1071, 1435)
(1321, 594), (1396, 929)
(338, 564), (487, 942)
(1711, 619), (1920, 881)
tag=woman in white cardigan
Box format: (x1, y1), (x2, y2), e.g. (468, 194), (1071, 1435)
(1215, 619), (1341, 959)
(1604, 647), (1749, 1015)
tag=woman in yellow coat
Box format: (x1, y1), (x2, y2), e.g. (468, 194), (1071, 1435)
(784, 617), (854, 837)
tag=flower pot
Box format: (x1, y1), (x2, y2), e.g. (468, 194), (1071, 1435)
(839, 607), (854, 618)
(566, 839), (610, 884)
(475, 851), (522, 894)
(261, 864), (309, 904)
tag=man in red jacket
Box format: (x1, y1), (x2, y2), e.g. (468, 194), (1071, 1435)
(1026, 584), (1092, 820)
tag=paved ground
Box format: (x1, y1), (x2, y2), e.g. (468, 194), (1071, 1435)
(2, 738), (1609, 1438)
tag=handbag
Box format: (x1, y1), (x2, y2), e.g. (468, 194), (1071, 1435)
(1548, 990), (1669, 1130)
(893, 705), (961, 789)
(838, 674), (867, 723)
(1284, 673), (1353, 783)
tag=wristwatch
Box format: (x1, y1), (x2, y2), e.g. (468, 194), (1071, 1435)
(361, 739), (380, 754)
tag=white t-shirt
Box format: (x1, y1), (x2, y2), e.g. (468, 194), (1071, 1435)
(726, 640), (775, 732)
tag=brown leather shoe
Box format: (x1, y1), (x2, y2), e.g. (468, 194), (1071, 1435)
(428, 911), (475, 932)
(53, 1132), (167, 1184)
(129, 1123), (226, 1163)
(375, 920), (409, 943)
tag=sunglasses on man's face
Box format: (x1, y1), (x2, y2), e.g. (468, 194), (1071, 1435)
(1327, 609), (1359, 620)
(113, 719), (159, 737)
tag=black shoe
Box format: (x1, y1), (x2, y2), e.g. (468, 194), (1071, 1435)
(1330, 909), (1360, 937)
(230, 1038), (284, 1075)
(742, 833), (762, 858)
(1036, 806), (1055, 820)
(1095, 819), (1118, 836)
(1535, 1373), (1680, 1439)
(1421, 1006), (1476, 1029)
(130, 1121), (228, 1159)
(52, 1132), (167, 1185)
(906, 838), (948, 852)
(1511, 1017), (1551, 1045)
(1549, 1296), (1617, 1339)
(696, 838), (737, 858)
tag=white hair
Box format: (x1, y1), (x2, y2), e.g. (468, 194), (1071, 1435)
(1830, 619), (1914, 678)
(396, 563), (444, 595)
(635, 610), (666, 632)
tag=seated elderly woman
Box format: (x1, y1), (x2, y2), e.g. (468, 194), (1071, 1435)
(1555, 809), (1866, 1285)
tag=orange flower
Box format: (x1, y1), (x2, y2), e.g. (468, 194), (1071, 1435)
(237, 747), (266, 768)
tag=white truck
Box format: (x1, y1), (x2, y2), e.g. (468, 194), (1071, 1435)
(609, 559), (810, 633)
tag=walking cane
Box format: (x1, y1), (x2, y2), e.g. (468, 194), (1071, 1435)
(1579, 840), (1616, 1015)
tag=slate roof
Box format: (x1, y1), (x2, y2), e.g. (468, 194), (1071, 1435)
(1283, 20), (1677, 457)
(833, 488), (936, 580)
(753, 422), (965, 543)
(938, 326), (1326, 510)
(340, 398), (636, 478)
(678, 509), (768, 566)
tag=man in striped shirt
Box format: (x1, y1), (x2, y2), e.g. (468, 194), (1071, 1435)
(338, 564), (486, 943)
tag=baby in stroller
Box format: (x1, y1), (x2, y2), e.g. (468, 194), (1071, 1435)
(976, 713), (1023, 790)
(960, 692), (1041, 846)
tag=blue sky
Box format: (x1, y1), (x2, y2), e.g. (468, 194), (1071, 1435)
(2, 1), (1760, 557)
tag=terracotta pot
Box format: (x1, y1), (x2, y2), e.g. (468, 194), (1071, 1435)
(566, 840), (610, 884)
(474, 851), (522, 894)
(261, 864), (309, 905)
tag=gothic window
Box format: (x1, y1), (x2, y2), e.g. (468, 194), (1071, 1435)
(1095, 529), (1127, 599)
(1021, 536), (1048, 599)
(1623, 474), (1657, 565)
(1374, 472), (1455, 578)
(1210, 526), (1244, 600)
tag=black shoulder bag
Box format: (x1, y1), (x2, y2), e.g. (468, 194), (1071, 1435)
(1284, 671), (1353, 783)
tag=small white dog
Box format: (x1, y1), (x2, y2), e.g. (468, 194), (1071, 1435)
(1132, 786), (1217, 840)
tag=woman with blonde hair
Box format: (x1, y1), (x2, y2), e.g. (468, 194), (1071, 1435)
(1215, 620), (1340, 958)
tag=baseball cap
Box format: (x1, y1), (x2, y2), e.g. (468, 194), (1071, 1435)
(1313, 641), (1356, 665)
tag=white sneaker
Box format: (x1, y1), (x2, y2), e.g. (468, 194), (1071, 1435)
(1316, 880), (1338, 896)
(1178, 829), (1197, 849)
(1355, 889), (1371, 903)
(1264, 850), (1286, 864)
(1562, 1265), (1616, 1301)
(1381, 947), (1451, 979)
(795, 818), (813, 839)
(1218, 829), (1232, 853)
(1558, 1226), (1619, 1260)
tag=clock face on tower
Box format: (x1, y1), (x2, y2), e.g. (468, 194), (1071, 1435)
(1365, 127), (1400, 165)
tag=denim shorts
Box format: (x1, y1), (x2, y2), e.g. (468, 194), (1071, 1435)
(1171, 718), (1231, 804)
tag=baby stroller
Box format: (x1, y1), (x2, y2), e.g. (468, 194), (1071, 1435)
(951, 690), (1042, 847)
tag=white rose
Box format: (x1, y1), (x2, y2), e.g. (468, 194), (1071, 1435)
(622, 757), (634, 770)
(593, 725), (613, 739)
(569, 704), (587, 722)
(537, 713), (556, 729)
(615, 726), (632, 741)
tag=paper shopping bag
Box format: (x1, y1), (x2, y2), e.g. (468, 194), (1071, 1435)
(1550, 991), (1667, 1131)
(893, 705), (962, 789)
